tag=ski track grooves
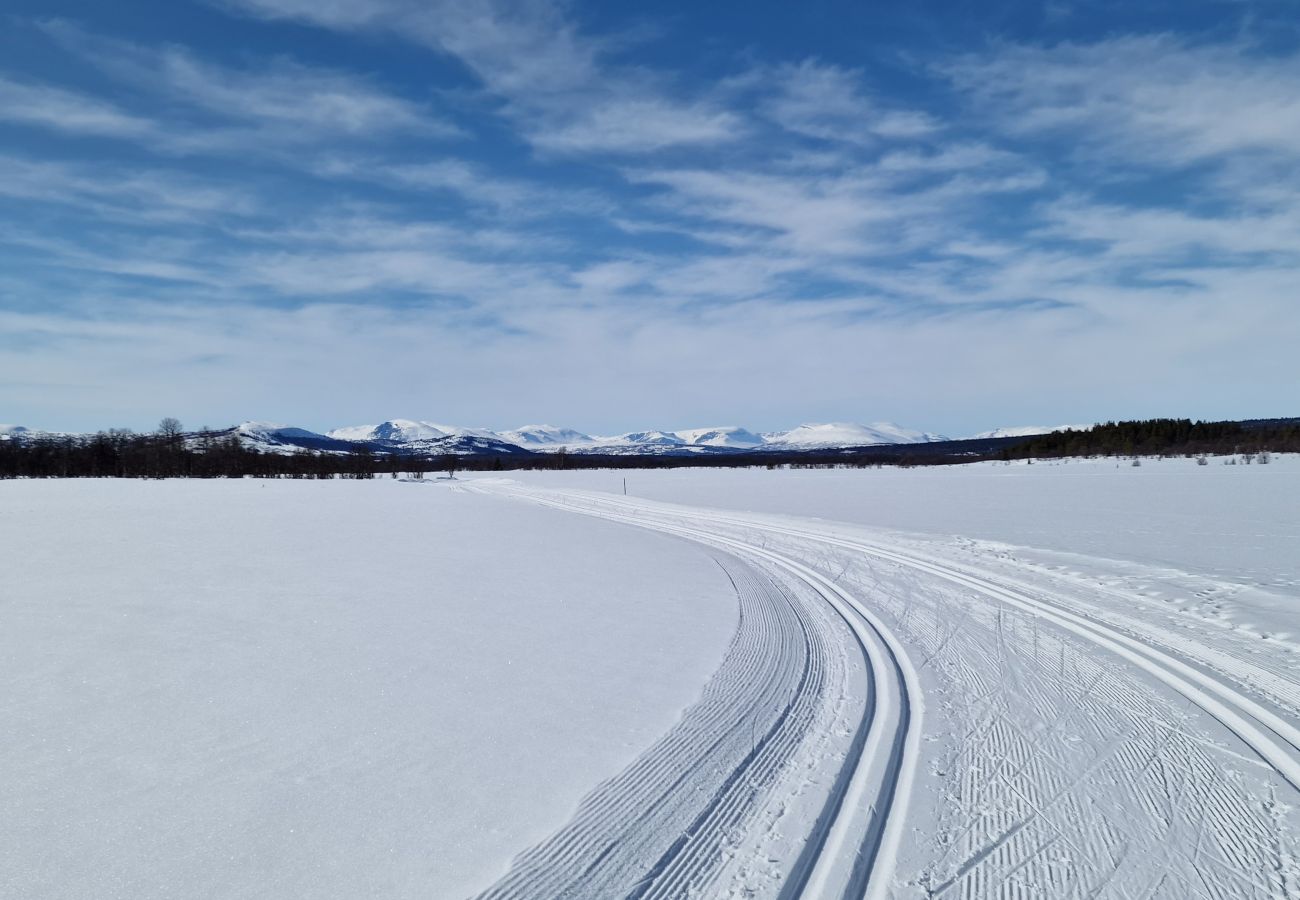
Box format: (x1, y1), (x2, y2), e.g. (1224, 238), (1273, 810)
(471, 548), (825, 899)
(550, 489), (1300, 794)
(729, 519), (1300, 794)
(464, 482), (922, 900)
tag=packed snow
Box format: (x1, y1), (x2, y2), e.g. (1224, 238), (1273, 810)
(5, 455), (1298, 898)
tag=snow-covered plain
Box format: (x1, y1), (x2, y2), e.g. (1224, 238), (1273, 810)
(0, 479), (738, 898)
(491, 455), (1300, 896)
(5, 456), (1299, 898)
(511, 455), (1300, 591)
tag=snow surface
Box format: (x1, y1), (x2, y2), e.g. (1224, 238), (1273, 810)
(0, 478), (737, 899)
(481, 456), (1300, 896)
(507, 455), (1300, 590)
(8, 457), (1299, 898)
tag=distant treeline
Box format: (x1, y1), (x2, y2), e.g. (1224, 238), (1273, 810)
(0, 426), (398, 480)
(2, 417), (1297, 480)
(1000, 418), (1300, 461)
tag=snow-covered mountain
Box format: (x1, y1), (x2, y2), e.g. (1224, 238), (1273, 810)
(497, 425), (597, 448)
(970, 424), (1092, 439)
(327, 419), (499, 443)
(764, 422), (948, 448)
(0, 424), (31, 440)
(237, 422), (333, 443)
(672, 426), (766, 449)
(230, 418), (955, 455)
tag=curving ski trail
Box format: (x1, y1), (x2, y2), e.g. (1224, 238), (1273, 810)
(454, 478), (1300, 899)
(463, 480), (922, 900)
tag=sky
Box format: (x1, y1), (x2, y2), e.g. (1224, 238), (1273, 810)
(2, 0), (1299, 437)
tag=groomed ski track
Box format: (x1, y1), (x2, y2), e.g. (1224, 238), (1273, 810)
(462, 480), (921, 900)
(457, 480), (1300, 899)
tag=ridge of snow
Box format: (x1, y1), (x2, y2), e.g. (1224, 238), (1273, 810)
(236, 421), (328, 440)
(672, 426), (766, 448)
(764, 422), (946, 448)
(498, 425), (597, 447)
(613, 430), (688, 446)
(327, 420), (449, 443)
(327, 419), (500, 443)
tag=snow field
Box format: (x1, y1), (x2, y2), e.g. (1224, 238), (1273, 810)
(5, 455), (1298, 898)
(505, 454), (1300, 592)
(471, 460), (1300, 897)
(0, 478), (738, 899)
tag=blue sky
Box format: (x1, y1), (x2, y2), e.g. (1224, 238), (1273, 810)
(2, 0), (1299, 435)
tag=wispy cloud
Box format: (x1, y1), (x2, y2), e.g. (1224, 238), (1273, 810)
(0, 76), (155, 138)
(3, 18), (462, 166)
(312, 156), (612, 221)
(759, 60), (939, 144)
(219, 0), (745, 155)
(944, 35), (1300, 168)
(0, 155), (258, 225)
(528, 97), (743, 154)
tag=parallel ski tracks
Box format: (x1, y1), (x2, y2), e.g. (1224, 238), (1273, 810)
(558, 491), (1300, 794)
(458, 481), (1300, 898)
(465, 482), (923, 900)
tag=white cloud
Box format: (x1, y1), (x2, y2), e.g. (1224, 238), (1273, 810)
(0, 76), (154, 138)
(0, 155), (258, 224)
(1041, 195), (1300, 261)
(9, 10), (1300, 433)
(628, 141), (1041, 261)
(5, 267), (1297, 434)
(760, 60), (940, 144)
(218, 0), (743, 154)
(529, 97), (743, 153)
(41, 20), (461, 143)
(945, 35), (1300, 167)
(312, 157), (612, 221)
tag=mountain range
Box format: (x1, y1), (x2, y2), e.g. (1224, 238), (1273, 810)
(1, 420), (1091, 456)
(244, 419), (951, 456)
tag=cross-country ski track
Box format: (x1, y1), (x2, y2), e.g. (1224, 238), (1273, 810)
(455, 478), (1300, 899)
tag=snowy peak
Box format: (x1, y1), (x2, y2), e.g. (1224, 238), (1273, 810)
(328, 420), (449, 442)
(765, 422), (947, 448)
(672, 426), (766, 449)
(236, 421), (327, 441)
(0, 424), (31, 440)
(498, 425), (596, 447)
(616, 430), (687, 447)
(327, 419), (506, 443)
